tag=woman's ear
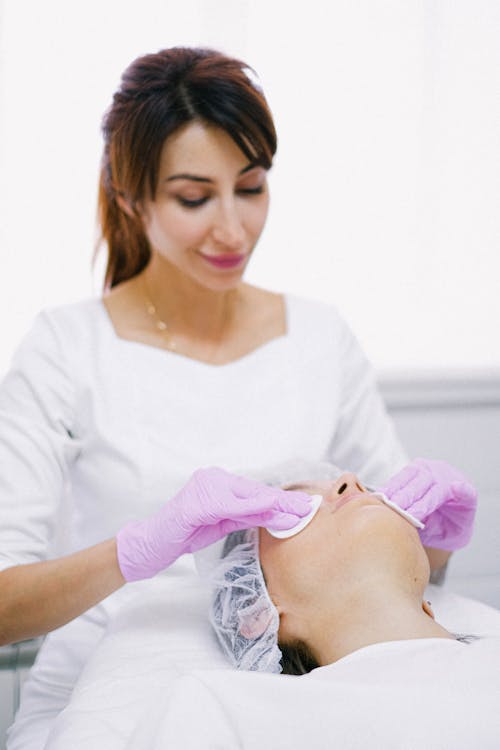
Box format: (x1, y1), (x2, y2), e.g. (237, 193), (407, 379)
(116, 195), (136, 219)
(422, 599), (435, 619)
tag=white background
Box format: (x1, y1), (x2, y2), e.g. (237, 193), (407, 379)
(0, 0), (499, 375)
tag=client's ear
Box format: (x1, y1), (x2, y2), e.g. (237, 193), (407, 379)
(238, 595), (276, 640)
(422, 600), (435, 619)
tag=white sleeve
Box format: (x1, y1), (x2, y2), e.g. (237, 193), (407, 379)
(0, 310), (80, 572)
(325, 316), (408, 488)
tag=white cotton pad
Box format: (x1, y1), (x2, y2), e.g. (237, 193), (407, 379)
(371, 492), (425, 529)
(266, 494), (323, 539)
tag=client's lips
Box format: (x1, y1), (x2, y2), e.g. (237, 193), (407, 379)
(334, 495), (353, 512)
(333, 491), (425, 529)
(333, 492), (377, 512)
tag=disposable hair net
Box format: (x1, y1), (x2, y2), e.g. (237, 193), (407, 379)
(198, 459), (345, 673)
(209, 527), (282, 673)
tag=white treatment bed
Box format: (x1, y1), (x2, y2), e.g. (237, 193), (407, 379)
(2, 372), (499, 748)
(39, 575), (500, 750)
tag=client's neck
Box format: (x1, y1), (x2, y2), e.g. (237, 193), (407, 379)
(312, 586), (454, 666)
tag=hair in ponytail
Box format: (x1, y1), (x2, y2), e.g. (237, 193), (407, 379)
(94, 47), (277, 290)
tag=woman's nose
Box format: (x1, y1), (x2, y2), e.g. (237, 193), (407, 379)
(211, 201), (246, 250)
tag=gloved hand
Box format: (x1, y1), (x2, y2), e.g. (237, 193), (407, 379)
(378, 458), (477, 550)
(116, 466), (313, 581)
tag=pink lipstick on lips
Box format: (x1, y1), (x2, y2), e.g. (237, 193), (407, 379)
(199, 252), (247, 269)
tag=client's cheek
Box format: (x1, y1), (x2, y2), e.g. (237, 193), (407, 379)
(261, 540), (302, 590)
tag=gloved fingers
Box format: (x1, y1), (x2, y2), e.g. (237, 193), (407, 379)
(193, 467), (275, 504)
(202, 468), (313, 517)
(224, 486), (313, 519)
(419, 516), (471, 551)
(195, 520), (242, 545)
(198, 511), (302, 543)
(450, 480), (478, 508)
(216, 516), (259, 535)
(190, 468), (312, 522)
(186, 518), (258, 550)
(404, 483), (445, 520)
(258, 510), (307, 531)
(383, 470), (435, 511)
(227, 471), (280, 499)
(435, 507), (475, 549)
(378, 464), (420, 499)
(220, 511), (301, 534)
(271, 489), (314, 517)
(229, 474), (311, 517)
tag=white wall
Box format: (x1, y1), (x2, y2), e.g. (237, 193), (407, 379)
(0, 0), (499, 374)
(381, 371), (500, 609)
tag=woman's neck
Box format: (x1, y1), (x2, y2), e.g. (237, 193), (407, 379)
(140, 253), (243, 342)
(312, 590), (454, 666)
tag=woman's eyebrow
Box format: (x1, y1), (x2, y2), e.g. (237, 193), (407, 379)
(165, 163), (258, 183)
(165, 173), (211, 183)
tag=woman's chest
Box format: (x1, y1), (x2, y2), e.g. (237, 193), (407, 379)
(105, 286), (287, 366)
(72, 338), (341, 499)
(177, 290), (287, 365)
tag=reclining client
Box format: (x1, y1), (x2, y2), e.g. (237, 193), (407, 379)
(211, 470), (478, 674)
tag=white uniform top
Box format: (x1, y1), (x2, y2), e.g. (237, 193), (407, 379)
(0, 293), (407, 749)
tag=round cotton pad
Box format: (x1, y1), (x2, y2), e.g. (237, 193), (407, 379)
(266, 494), (323, 539)
(371, 491), (425, 529)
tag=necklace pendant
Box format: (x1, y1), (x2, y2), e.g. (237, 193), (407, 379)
(142, 279), (178, 352)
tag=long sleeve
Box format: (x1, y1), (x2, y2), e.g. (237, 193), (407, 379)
(325, 315), (408, 488)
(0, 311), (80, 571)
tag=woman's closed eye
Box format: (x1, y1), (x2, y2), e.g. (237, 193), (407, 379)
(176, 184), (265, 209)
(238, 185), (265, 196)
(177, 195), (209, 208)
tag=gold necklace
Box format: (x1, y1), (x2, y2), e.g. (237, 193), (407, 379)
(142, 278), (177, 350)
(142, 276), (234, 360)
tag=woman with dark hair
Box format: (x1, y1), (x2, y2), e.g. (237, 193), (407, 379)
(0, 47), (475, 748)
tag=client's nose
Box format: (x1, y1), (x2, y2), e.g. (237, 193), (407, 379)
(334, 473), (366, 499)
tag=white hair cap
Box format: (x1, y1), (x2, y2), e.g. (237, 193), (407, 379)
(198, 459), (345, 672)
(209, 527), (282, 673)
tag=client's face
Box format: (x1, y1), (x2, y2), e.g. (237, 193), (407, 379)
(259, 472), (430, 644)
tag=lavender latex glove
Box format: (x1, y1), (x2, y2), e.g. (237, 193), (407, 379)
(116, 466), (313, 581)
(378, 458), (477, 550)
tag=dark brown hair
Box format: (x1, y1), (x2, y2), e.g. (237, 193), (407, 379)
(95, 47), (277, 290)
(280, 637), (320, 676)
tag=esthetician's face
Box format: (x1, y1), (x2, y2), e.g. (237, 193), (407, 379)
(259, 473), (430, 638)
(139, 121), (270, 292)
